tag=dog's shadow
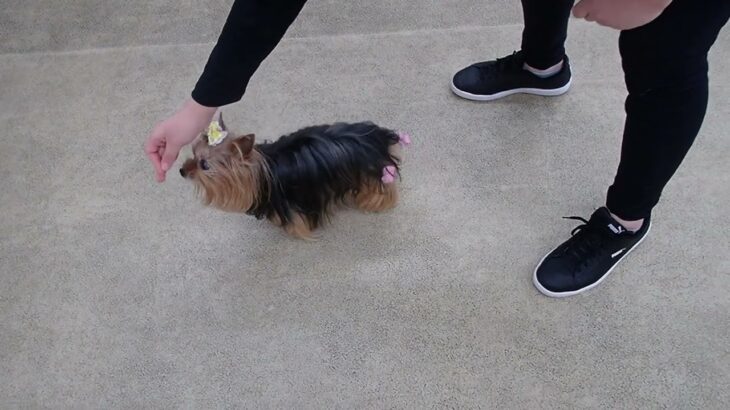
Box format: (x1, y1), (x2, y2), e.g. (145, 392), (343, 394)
(240, 197), (438, 282)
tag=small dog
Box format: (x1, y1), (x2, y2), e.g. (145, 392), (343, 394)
(180, 113), (410, 238)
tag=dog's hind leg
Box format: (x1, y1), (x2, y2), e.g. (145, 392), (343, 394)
(355, 180), (398, 212)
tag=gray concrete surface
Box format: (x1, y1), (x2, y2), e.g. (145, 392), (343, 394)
(1, 1), (729, 408)
(0, 0), (522, 53)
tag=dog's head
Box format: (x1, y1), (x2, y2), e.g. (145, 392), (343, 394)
(180, 113), (264, 212)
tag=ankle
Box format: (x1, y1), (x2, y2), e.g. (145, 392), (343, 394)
(609, 212), (644, 233)
(523, 60), (564, 78)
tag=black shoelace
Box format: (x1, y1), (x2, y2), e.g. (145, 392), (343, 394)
(484, 51), (523, 76)
(554, 216), (606, 268)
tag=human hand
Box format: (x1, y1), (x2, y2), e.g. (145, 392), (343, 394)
(144, 99), (218, 182)
(573, 0), (672, 30)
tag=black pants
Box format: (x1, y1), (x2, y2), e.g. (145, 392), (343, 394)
(521, 0), (729, 220)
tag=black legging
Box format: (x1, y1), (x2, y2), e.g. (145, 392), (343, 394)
(521, 0), (729, 220)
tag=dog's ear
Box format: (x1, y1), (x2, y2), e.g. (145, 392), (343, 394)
(230, 134), (255, 157)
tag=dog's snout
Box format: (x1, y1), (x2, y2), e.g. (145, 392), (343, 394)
(179, 168), (187, 178)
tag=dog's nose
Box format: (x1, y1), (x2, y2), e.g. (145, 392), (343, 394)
(179, 168), (187, 178)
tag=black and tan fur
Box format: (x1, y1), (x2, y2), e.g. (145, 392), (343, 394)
(180, 114), (404, 238)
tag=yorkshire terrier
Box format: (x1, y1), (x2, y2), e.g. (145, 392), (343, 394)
(180, 113), (410, 239)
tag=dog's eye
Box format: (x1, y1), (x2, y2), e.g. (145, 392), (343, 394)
(199, 159), (210, 170)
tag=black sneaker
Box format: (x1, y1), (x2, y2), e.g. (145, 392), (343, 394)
(451, 51), (572, 101)
(533, 207), (651, 297)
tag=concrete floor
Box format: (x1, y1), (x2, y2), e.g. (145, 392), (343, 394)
(1, 1), (729, 408)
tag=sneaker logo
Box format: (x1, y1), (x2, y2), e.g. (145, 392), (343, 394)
(611, 248), (626, 259)
(608, 223), (625, 234)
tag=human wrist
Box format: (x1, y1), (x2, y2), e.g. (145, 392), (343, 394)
(181, 98), (218, 129)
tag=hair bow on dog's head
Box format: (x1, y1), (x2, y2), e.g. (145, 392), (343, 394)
(206, 112), (229, 146)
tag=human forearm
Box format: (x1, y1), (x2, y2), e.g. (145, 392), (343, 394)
(192, 0), (308, 107)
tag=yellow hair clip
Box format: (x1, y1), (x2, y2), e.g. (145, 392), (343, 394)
(206, 120), (228, 146)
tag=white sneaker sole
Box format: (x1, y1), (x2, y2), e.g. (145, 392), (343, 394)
(450, 77), (572, 101)
(532, 221), (652, 298)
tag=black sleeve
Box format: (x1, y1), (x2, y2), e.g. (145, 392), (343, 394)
(192, 0), (308, 107)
